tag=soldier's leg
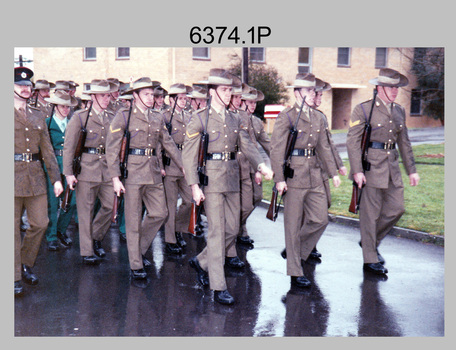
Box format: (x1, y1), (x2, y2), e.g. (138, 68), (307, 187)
(56, 179), (77, 235)
(239, 177), (254, 238)
(283, 188), (306, 277)
(175, 176), (192, 233)
(75, 181), (97, 256)
(376, 182), (405, 245)
(21, 194), (48, 267)
(299, 184), (328, 261)
(45, 176), (59, 243)
(359, 185), (383, 263)
(163, 175), (178, 244)
(140, 183), (169, 255)
(15, 197), (25, 281)
(224, 191), (241, 258)
(124, 183), (144, 270)
(92, 181), (115, 241)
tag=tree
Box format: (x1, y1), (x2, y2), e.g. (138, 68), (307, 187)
(227, 53), (289, 119)
(401, 48), (444, 125)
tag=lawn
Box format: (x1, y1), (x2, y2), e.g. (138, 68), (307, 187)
(262, 143), (444, 236)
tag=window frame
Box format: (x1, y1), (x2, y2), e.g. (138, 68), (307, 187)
(337, 47), (351, 67)
(249, 47), (265, 63)
(375, 47), (388, 68)
(410, 89), (422, 116)
(116, 47), (130, 60)
(192, 47), (210, 60)
(298, 47), (312, 73)
(83, 47), (97, 61)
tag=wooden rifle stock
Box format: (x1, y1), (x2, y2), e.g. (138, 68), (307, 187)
(266, 185), (280, 221)
(111, 193), (123, 223)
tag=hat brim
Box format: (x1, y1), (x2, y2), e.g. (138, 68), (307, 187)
(45, 95), (79, 106)
(369, 75), (409, 87)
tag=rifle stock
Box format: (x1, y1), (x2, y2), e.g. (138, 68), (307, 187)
(266, 185), (279, 221)
(111, 193), (123, 223)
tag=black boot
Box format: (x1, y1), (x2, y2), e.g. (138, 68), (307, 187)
(214, 290), (235, 305)
(93, 240), (106, 258)
(22, 264), (38, 285)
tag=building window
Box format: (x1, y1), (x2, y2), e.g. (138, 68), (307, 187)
(84, 47), (96, 60)
(337, 47), (351, 67)
(410, 89), (422, 115)
(375, 48), (388, 68)
(192, 48), (210, 60)
(250, 48), (265, 63)
(117, 47), (130, 59)
(298, 47), (312, 73)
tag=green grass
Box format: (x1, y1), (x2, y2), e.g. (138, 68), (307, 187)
(263, 143), (444, 236)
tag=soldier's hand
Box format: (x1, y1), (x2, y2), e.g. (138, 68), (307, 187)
(191, 184), (205, 206)
(353, 172), (366, 189)
(332, 175), (341, 188)
(112, 177), (125, 197)
(338, 166), (348, 176)
(66, 175), (78, 190)
(161, 169), (166, 177)
(409, 173), (420, 186)
(276, 181), (287, 196)
(53, 181), (64, 197)
(258, 163), (273, 180)
(254, 172), (262, 185)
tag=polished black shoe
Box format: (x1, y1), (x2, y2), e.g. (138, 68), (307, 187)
(131, 268), (147, 280)
(281, 248), (287, 259)
(15, 281), (24, 296)
(377, 250), (385, 265)
(237, 235), (254, 245)
(309, 247), (322, 259)
(363, 262), (388, 275)
(22, 264), (38, 285)
(57, 231), (72, 247)
(93, 240), (106, 258)
(142, 255), (152, 268)
(165, 243), (182, 255)
(291, 276), (311, 288)
(175, 232), (187, 248)
(47, 240), (60, 251)
(225, 256), (245, 269)
(83, 255), (100, 265)
(189, 257), (209, 287)
(214, 290), (235, 305)
(119, 232), (127, 242)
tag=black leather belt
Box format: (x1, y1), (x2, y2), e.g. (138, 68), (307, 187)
(14, 153), (40, 162)
(207, 152), (236, 161)
(291, 148), (316, 157)
(83, 147), (105, 155)
(54, 149), (64, 156)
(176, 144), (184, 150)
(369, 141), (396, 150)
(128, 148), (156, 156)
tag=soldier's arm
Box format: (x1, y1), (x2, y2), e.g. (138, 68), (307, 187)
(182, 112), (203, 186)
(346, 104), (367, 176)
(269, 110), (291, 183)
(62, 112), (81, 176)
(106, 111), (126, 180)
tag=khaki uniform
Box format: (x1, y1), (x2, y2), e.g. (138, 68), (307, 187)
(162, 107), (193, 243)
(270, 103), (337, 277)
(15, 106), (61, 281)
(236, 110), (270, 240)
(106, 105), (183, 270)
(346, 97), (416, 263)
(62, 107), (115, 257)
(182, 106), (263, 291)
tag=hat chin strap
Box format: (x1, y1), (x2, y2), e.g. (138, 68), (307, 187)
(14, 90), (29, 101)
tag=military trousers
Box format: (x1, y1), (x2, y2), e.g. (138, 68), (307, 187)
(283, 184), (328, 277)
(163, 175), (192, 244)
(124, 182), (168, 270)
(197, 191), (240, 291)
(15, 194), (48, 281)
(359, 179), (405, 263)
(239, 173), (263, 236)
(75, 180), (113, 257)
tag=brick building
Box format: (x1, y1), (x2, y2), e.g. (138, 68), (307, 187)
(28, 47), (442, 130)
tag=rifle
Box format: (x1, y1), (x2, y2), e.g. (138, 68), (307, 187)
(266, 96), (306, 221)
(348, 88), (378, 214)
(162, 99), (178, 167)
(61, 101), (92, 212)
(188, 96), (212, 235)
(111, 101), (133, 223)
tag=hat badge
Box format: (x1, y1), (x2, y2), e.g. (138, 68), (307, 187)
(21, 72), (27, 78)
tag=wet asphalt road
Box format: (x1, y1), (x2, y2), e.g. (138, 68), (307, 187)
(14, 202), (444, 337)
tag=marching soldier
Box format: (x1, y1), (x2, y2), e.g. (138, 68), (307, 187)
(346, 68), (420, 275)
(107, 77), (185, 280)
(153, 85), (168, 111)
(14, 67), (63, 296)
(161, 83), (194, 254)
(270, 73), (340, 289)
(63, 79), (118, 265)
(188, 84), (208, 112)
(30, 79), (55, 116)
(43, 90), (79, 251)
(183, 68), (273, 305)
(107, 78), (123, 114)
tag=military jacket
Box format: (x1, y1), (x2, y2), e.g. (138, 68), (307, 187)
(29, 99), (53, 118)
(106, 105), (183, 185)
(182, 106), (264, 193)
(270, 102), (338, 188)
(45, 115), (67, 172)
(14, 106), (60, 197)
(162, 107), (192, 177)
(346, 97), (416, 189)
(62, 107), (115, 182)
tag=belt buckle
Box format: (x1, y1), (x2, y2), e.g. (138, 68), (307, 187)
(222, 151), (230, 161)
(212, 153), (222, 160)
(22, 152), (31, 162)
(145, 148), (153, 156)
(96, 147), (104, 154)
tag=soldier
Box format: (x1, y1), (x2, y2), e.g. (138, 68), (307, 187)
(270, 73), (340, 289)
(346, 68), (420, 275)
(161, 83), (194, 255)
(63, 79), (118, 265)
(43, 90), (79, 251)
(152, 85), (168, 111)
(182, 68), (273, 305)
(30, 79), (55, 116)
(189, 84), (208, 111)
(14, 67), (63, 296)
(107, 78), (123, 114)
(107, 77), (185, 280)
(237, 86), (271, 246)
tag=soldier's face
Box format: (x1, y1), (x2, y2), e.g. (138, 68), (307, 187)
(245, 100), (257, 114)
(230, 94), (242, 109)
(110, 91), (120, 101)
(314, 91), (323, 107)
(379, 86), (399, 103)
(14, 84), (32, 99)
(155, 95), (164, 107)
(174, 93), (188, 110)
(135, 88), (155, 108)
(39, 89), (51, 99)
(212, 85), (232, 107)
(296, 87), (315, 106)
(92, 93), (111, 110)
(57, 105), (71, 118)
